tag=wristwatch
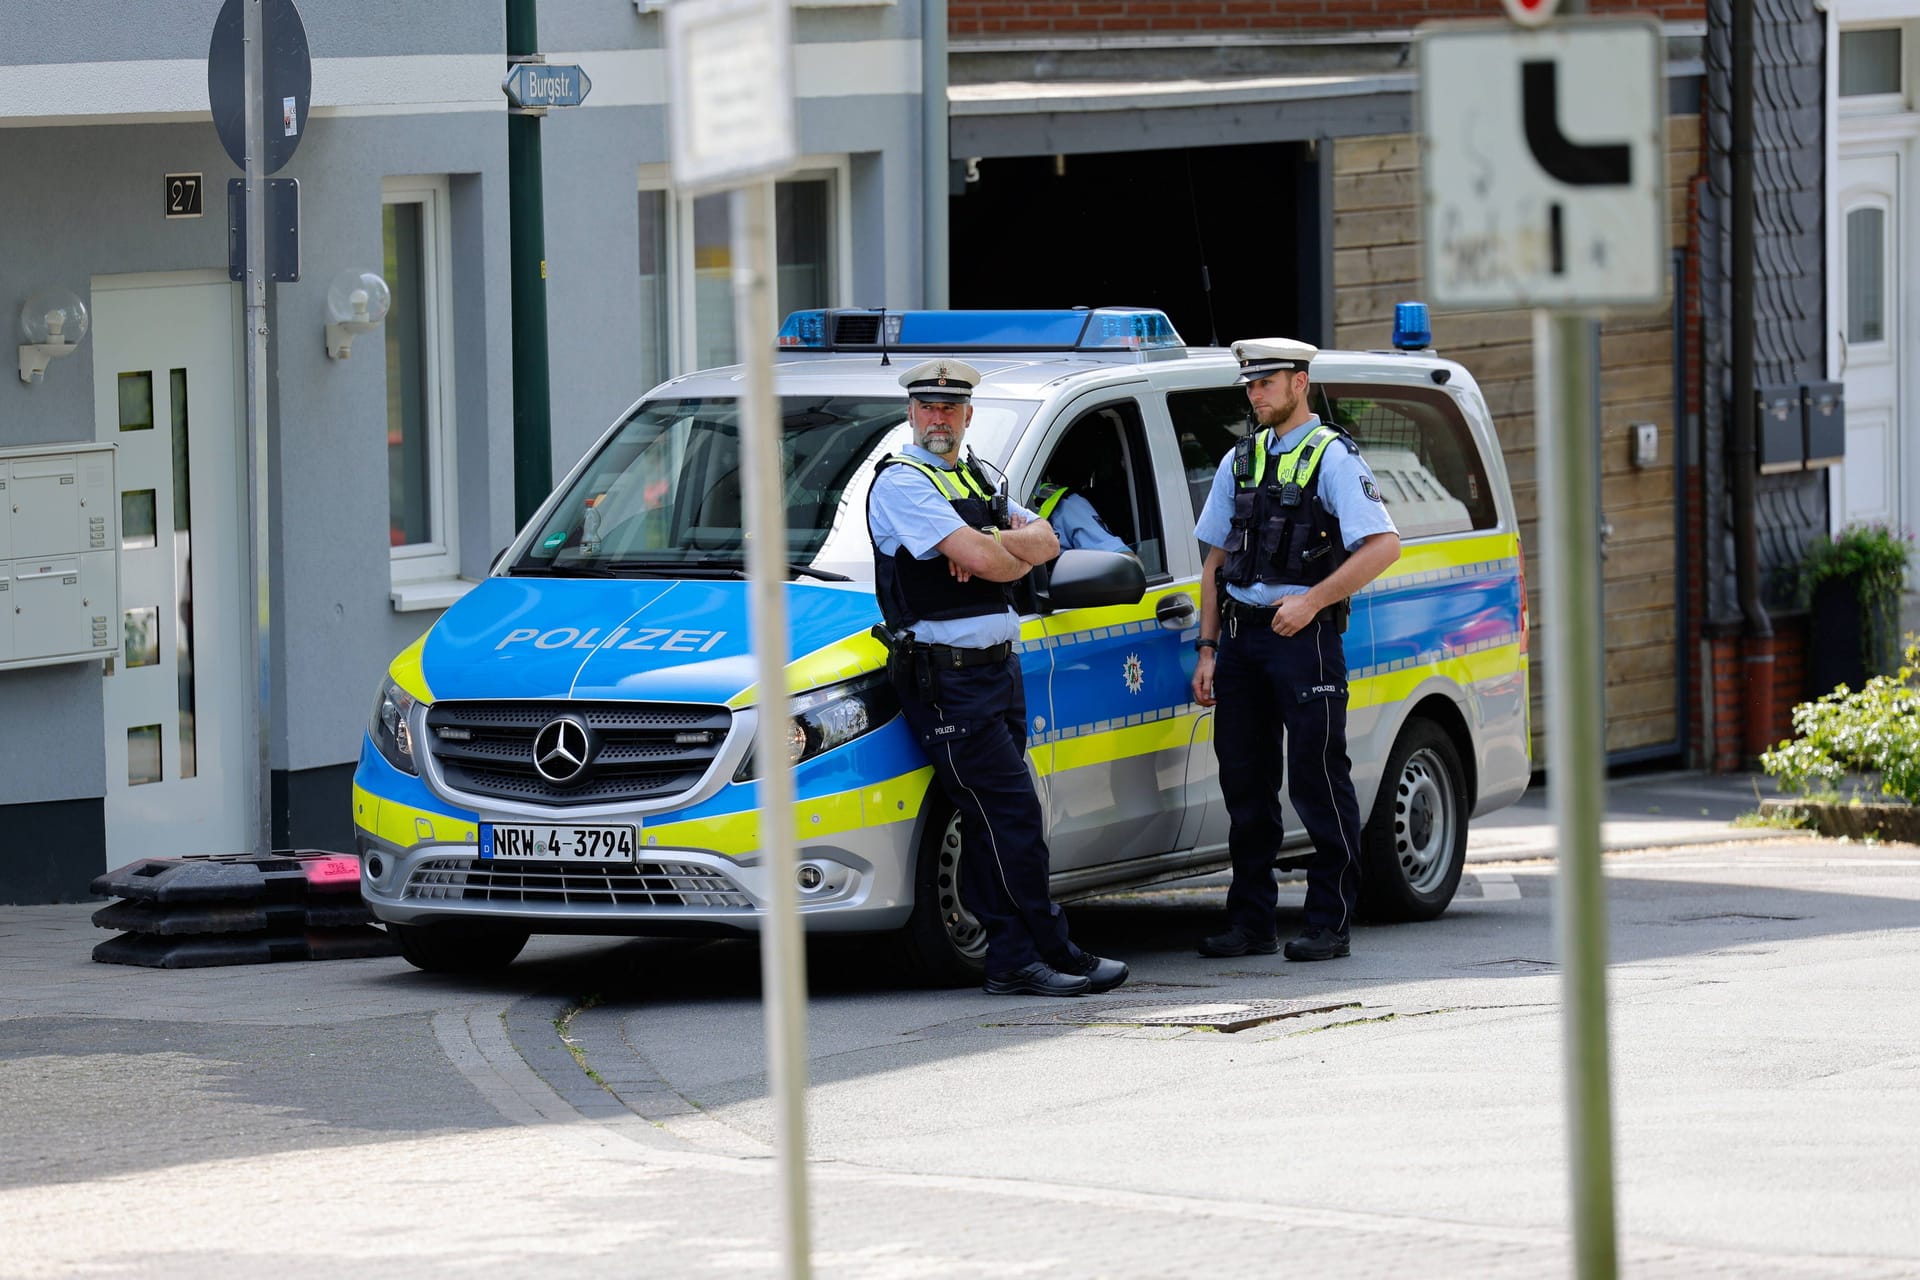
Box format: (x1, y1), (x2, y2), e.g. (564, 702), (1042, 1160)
(1193, 638), (1218, 654)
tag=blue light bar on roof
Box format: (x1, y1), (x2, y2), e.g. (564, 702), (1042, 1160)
(775, 308), (1185, 353)
(1392, 301), (1432, 351)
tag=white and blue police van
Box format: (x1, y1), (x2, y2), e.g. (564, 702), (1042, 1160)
(353, 306), (1531, 978)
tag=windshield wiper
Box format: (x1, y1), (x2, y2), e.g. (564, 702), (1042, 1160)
(689, 555), (851, 582)
(507, 562), (621, 578)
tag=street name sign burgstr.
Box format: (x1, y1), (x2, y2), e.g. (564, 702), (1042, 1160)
(503, 62), (592, 110)
(1418, 17), (1668, 310)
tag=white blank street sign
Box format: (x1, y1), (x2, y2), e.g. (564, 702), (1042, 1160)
(664, 0), (797, 192)
(1418, 18), (1668, 309)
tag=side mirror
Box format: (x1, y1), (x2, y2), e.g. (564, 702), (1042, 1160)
(489, 546), (509, 575)
(1045, 549), (1146, 611)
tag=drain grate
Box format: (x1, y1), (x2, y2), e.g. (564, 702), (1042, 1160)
(989, 998), (1361, 1033)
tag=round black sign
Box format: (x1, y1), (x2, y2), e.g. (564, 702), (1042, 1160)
(208, 0), (312, 175)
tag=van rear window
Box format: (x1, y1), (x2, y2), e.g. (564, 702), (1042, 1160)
(1315, 384), (1498, 539)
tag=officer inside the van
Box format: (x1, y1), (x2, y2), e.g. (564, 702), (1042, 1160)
(867, 358), (1130, 997)
(1028, 476), (1131, 554)
(1190, 338), (1402, 962)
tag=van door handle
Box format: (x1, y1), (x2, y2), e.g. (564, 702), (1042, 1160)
(1155, 593), (1197, 629)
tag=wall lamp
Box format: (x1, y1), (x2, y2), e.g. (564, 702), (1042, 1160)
(19, 288), (90, 383)
(324, 269), (392, 360)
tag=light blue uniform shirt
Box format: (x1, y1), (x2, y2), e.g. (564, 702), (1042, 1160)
(1193, 414), (1399, 607)
(1049, 491), (1131, 554)
(868, 442), (1032, 648)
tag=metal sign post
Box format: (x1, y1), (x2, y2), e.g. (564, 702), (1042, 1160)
(1419, 14), (1666, 1278)
(242, 0), (271, 855)
(209, 0), (309, 856)
(664, 1), (808, 1274)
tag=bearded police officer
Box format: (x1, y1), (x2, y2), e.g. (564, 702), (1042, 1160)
(867, 358), (1129, 996)
(1190, 339), (1402, 961)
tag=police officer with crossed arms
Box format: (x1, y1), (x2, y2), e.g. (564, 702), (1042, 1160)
(1191, 338), (1401, 961)
(867, 358), (1129, 996)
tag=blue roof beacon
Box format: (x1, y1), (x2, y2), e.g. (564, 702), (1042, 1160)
(1392, 300), (1433, 351)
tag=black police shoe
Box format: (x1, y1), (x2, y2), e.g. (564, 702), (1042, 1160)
(983, 962), (1091, 997)
(1283, 928), (1351, 961)
(1065, 953), (1129, 993)
(1197, 927), (1280, 958)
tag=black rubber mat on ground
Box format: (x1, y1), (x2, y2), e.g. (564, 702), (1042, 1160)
(91, 926), (399, 969)
(91, 897), (376, 936)
(90, 851), (362, 903)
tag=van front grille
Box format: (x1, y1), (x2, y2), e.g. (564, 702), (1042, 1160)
(424, 700), (731, 808)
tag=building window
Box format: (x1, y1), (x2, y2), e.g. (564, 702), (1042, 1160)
(1840, 28), (1903, 99)
(639, 160), (851, 379)
(382, 177), (457, 585)
(1846, 204), (1889, 345)
(637, 187), (674, 393)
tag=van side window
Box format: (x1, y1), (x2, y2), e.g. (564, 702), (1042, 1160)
(1315, 384), (1497, 538)
(1165, 387), (1251, 518)
(1034, 398), (1168, 579)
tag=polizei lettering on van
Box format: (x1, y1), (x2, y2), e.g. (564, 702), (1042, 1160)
(494, 626), (730, 652)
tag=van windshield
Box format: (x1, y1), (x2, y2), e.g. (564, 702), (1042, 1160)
(511, 395), (1032, 579)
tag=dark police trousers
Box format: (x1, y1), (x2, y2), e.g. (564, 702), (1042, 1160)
(1213, 611), (1363, 938)
(894, 655), (1083, 976)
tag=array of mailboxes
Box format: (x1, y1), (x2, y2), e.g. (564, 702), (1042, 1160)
(0, 443), (119, 672)
(1756, 381), (1845, 475)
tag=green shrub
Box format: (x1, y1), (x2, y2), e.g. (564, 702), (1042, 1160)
(1799, 521), (1914, 605)
(1761, 633), (1920, 805)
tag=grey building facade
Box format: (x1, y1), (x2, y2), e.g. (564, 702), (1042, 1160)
(0, 0), (929, 902)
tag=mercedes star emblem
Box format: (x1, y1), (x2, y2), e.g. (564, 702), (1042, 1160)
(531, 715), (594, 784)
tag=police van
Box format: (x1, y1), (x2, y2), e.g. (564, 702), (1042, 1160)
(352, 307), (1530, 978)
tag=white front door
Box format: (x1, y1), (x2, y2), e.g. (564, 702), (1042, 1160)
(1836, 145), (1908, 531)
(92, 272), (252, 863)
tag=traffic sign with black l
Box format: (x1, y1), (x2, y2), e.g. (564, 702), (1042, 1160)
(1417, 18), (1668, 310)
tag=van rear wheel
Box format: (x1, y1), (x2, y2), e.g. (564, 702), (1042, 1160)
(390, 922), (530, 973)
(1357, 718), (1468, 922)
(894, 800), (989, 986)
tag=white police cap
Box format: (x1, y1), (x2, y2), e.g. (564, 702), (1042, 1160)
(1231, 337), (1318, 382)
(899, 357), (982, 403)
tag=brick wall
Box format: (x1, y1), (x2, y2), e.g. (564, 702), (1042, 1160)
(952, 0), (1706, 38)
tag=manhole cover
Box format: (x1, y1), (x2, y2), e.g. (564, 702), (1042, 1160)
(1056, 998), (1360, 1032)
(1465, 957), (1557, 971)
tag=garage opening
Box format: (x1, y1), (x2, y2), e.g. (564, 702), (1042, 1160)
(949, 141), (1316, 351)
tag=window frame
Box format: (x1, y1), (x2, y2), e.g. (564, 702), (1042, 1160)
(1031, 395), (1172, 584)
(638, 156), (853, 378)
(1839, 24), (1909, 114)
(381, 175), (460, 587)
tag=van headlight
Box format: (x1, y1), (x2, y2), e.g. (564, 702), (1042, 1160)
(736, 671), (898, 780)
(369, 679), (420, 776)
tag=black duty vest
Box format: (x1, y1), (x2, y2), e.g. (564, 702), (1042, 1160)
(1222, 422), (1351, 589)
(868, 453), (1013, 631)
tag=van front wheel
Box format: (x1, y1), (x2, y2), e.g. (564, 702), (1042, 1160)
(390, 922), (530, 973)
(1357, 718), (1468, 922)
(894, 799), (990, 986)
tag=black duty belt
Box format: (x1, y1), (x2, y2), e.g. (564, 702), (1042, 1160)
(914, 641), (1013, 668)
(1222, 600), (1280, 624)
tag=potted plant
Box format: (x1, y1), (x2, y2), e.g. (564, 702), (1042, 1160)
(1800, 521), (1915, 694)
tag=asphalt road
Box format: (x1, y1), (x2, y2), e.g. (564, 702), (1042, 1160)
(2, 836), (1916, 1278)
